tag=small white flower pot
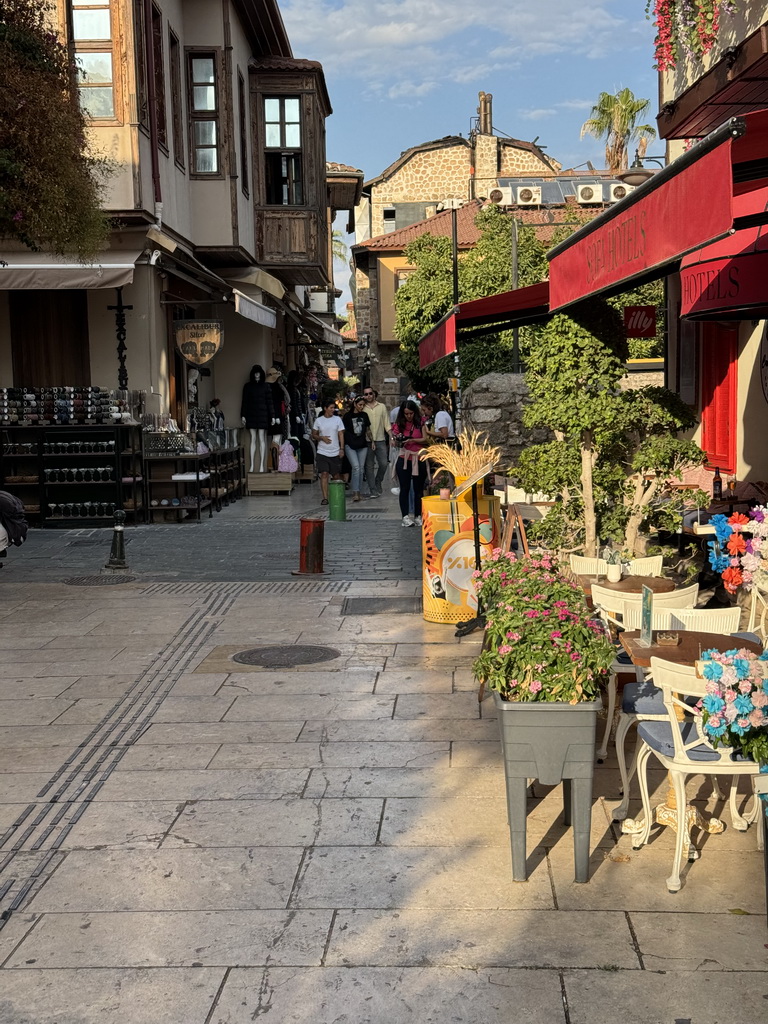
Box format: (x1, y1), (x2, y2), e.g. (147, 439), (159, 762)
(606, 564), (622, 583)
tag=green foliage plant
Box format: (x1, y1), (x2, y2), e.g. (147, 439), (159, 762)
(0, 0), (111, 259)
(472, 550), (615, 703)
(580, 88), (656, 174)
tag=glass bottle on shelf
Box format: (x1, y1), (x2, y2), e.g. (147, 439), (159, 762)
(712, 467), (723, 500)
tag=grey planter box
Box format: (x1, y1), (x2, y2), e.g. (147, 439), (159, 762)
(493, 692), (600, 883)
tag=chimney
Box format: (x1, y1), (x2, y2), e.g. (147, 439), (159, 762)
(477, 91), (493, 135)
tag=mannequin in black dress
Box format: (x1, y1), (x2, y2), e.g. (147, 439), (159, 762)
(240, 364), (275, 472)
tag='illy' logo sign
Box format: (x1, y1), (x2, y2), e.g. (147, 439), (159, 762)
(624, 305), (656, 339)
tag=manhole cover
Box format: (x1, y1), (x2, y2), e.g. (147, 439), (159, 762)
(232, 645), (341, 667)
(63, 575), (137, 586)
(341, 597), (421, 615)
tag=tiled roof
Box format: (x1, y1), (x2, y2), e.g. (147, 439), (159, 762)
(327, 162), (363, 174)
(250, 56), (323, 72)
(355, 201), (483, 252)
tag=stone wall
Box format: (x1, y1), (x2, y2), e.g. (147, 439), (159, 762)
(462, 372), (552, 471)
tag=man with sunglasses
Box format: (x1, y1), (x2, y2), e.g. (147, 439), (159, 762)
(362, 387), (390, 498)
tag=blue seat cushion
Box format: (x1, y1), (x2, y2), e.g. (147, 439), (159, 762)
(622, 681), (664, 715)
(638, 720), (725, 762)
(731, 631), (761, 645)
(614, 648), (634, 666)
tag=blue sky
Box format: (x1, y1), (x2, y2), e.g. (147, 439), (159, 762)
(280, 0), (660, 306)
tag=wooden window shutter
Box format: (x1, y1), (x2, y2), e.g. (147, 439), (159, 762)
(700, 323), (738, 473)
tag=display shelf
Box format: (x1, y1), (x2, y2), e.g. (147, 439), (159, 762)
(144, 453), (213, 522)
(0, 425), (144, 526)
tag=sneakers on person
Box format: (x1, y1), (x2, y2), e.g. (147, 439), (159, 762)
(368, 491), (379, 499)
(402, 515), (414, 527)
(391, 486), (400, 496)
(414, 515), (422, 526)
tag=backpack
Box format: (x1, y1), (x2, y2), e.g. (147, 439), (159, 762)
(0, 491), (29, 546)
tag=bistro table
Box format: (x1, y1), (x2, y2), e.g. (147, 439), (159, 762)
(617, 629), (763, 848)
(579, 574), (676, 597)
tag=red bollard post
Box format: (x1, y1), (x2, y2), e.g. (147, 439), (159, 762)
(292, 516), (326, 575)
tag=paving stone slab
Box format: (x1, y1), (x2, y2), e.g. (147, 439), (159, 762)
(5, 909), (333, 968)
(0, 967), (224, 1024)
(116, 744), (220, 771)
(0, 912), (39, 967)
(292, 845), (554, 910)
(0, 699), (75, 727)
(208, 741), (449, 770)
(0, 774), (62, 802)
(163, 798), (382, 848)
(58, 800), (182, 849)
(394, 693), (487, 719)
(93, 768), (310, 802)
(149, 696), (237, 723)
(224, 694), (396, 721)
(27, 847), (304, 912)
(374, 668), (452, 693)
(326, 908), (640, 968)
(563, 968), (768, 1024)
(165, 672), (230, 696)
(0, 726), (95, 747)
(629, 910), (768, 971)
(213, 965), (566, 1023)
(297, 718), (499, 743)
(56, 677), (138, 699)
(0, 678), (79, 699)
(449, 740), (502, 767)
(221, 669), (378, 695)
(134, 721), (304, 744)
(49, 699), (125, 726)
(303, 766), (506, 800)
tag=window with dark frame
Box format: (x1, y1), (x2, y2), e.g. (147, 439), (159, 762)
(188, 53), (220, 175)
(133, 0), (149, 129)
(264, 96), (303, 205)
(70, 0), (116, 120)
(151, 5), (167, 150)
(238, 71), (249, 197)
(169, 29), (184, 168)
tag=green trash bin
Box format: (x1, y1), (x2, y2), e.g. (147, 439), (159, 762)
(328, 479), (346, 521)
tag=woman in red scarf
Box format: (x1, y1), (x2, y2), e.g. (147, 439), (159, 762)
(392, 400), (428, 527)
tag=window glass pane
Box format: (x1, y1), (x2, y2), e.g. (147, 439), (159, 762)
(265, 123), (280, 148)
(194, 120), (216, 146)
(80, 87), (114, 119)
(264, 98), (280, 122)
(284, 98), (300, 122)
(77, 52), (113, 84)
(193, 85), (215, 111)
(191, 57), (215, 84)
(72, 10), (111, 40)
(72, 0), (103, 5)
(195, 148), (218, 173)
(285, 123), (300, 149)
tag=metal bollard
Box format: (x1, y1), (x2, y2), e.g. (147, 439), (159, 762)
(328, 479), (346, 521)
(292, 516), (325, 575)
(103, 508), (129, 572)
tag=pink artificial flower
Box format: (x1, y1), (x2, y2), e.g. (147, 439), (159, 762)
(708, 714), (722, 728)
(752, 690), (768, 708)
(738, 679), (754, 695)
(724, 688), (737, 702)
(749, 709), (764, 727)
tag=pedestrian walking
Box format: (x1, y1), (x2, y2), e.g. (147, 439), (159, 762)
(311, 400), (345, 505)
(362, 387), (390, 498)
(392, 400), (428, 527)
(420, 394), (454, 443)
(343, 396), (371, 502)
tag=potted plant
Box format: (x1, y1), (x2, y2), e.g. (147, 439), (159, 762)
(604, 549), (622, 583)
(473, 550), (616, 882)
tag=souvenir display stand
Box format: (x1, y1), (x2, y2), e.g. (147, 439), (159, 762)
(144, 452), (213, 522)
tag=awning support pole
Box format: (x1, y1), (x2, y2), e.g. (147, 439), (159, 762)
(511, 218), (520, 373)
(107, 287), (133, 391)
(451, 207), (462, 434)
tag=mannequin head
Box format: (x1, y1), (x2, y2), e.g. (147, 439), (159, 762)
(249, 364), (265, 384)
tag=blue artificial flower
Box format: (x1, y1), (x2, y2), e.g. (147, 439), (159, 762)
(733, 694), (754, 716)
(710, 514), (733, 545)
(701, 649), (718, 659)
(706, 544), (730, 573)
(702, 661), (723, 681)
(732, 658), (750, 678)
(759, 650), (768, 661)
(705, 720), (729, 739)
(723, 649), (739, 659)
(702, 694), (726, 714)
(731, 719), (750, 736)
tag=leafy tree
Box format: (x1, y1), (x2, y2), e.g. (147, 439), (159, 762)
(613, 280), (665, 359)
(332, 229), (348, 264)
(0, 0), (110, 259)
(517, 303), (706, 555)
(580, 88), (656, 173)
(393, 205), (548, 392)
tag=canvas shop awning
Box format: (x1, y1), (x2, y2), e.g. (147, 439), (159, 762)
(231, 288), (278, 329)
(0, 250), (144, 290)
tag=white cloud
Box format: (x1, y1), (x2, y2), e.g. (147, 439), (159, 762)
(520, 108), (558, 120)
(558, 99), (596, 111)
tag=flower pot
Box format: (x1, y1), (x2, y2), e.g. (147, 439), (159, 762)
(606, 564), (621, 583)
(493, 692), (599, 882)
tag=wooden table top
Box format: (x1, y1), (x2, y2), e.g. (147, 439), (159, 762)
(579, 574), (676, 595)
(620, 630), (762, 668)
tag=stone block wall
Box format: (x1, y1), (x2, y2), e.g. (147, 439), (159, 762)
(462, 372), (552, 471)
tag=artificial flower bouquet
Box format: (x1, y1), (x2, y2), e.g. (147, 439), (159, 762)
(472, 550), (616, 703)
(707, 505), (768, 593)
(700, 647), (768, 763)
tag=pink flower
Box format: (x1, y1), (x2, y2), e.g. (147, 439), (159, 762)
(708, 714), (722, 728)
(524, 609), (540, 618)
(529, 680), (542, 693)
(570, 652), (581, 662)
(498, 644), (512, 656)
(738, 679), (754, 695)
(752, 690), (768, 708)
(749, 709), (764, 727)
(506, 631), (521, 640)
(724, 689), (737, 703)
(550, 631), (562, 639)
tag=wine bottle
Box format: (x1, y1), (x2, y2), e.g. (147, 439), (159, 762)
(712, 467), (723, 500)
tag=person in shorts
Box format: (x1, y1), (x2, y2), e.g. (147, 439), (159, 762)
(312, 400), (345, 505)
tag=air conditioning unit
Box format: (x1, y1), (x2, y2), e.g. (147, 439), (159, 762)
(576, 183), (602, 205)
(515, 186), (542, 206)
(487, 186), (513, 206)
(608, 183), (635, 203)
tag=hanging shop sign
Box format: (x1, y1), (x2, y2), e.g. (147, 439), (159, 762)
(174, 320), (224, 365)
(624, 305), (657, 338)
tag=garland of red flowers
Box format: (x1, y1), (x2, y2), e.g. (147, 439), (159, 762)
(648, 0), (741, 71)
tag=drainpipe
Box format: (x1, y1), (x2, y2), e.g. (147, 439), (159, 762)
(143, 0), (162, 224)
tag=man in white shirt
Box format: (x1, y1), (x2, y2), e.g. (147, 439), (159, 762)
(311, 400), (345, 505)
(362, 387), (390, 498)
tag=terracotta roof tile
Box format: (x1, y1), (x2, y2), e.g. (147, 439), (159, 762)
(355, 201), (483, 252)
(250, 56), (323, 72)
(327, 161), (363, 174)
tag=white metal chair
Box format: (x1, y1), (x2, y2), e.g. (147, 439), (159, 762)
(747, 578), (768, 644)
(622, 605), (741, 633)
(648, 583), (699, 609)
(634, 657), (761, 892)
(569, 554), (608, 576)
(626, 555), (663, 576)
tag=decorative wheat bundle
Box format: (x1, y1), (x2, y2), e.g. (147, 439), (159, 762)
(419, 429), (501, 476)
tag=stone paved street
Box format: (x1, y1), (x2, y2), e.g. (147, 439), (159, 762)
(0, 486), (766, 1023)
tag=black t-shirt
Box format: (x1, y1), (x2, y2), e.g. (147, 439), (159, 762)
(342, 411), (371, 449)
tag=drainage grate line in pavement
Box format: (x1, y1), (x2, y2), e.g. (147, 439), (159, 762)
(139, 581), (352, 595)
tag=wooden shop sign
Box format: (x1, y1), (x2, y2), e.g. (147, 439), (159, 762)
(174, 320), (223, 365)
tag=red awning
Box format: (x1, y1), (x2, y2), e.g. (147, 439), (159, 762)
(547, 111), (768, 312)
(418, 282), (550, 368)
(680, 186), (768, 319)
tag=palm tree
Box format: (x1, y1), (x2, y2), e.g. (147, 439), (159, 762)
(332, 229), (348, 263)
(580, 88), (657, 174)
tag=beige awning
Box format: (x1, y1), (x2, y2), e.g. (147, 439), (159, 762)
(221, 267), (285, 300)
(233, 289), (277, 329)
(0, 251), (144, 290)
